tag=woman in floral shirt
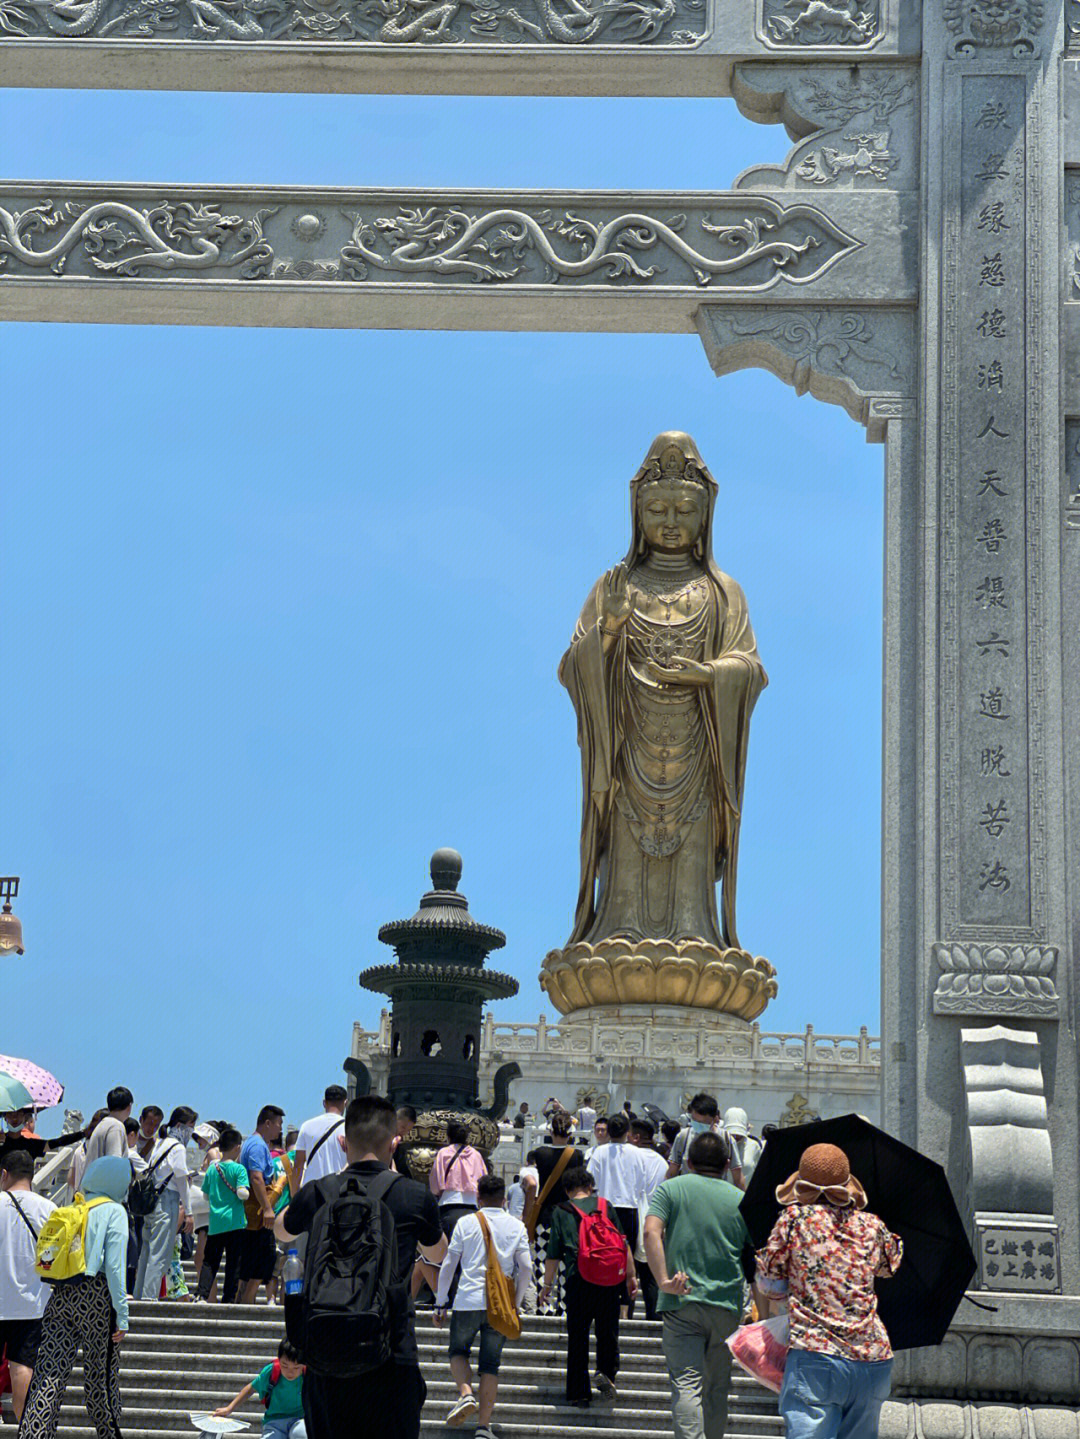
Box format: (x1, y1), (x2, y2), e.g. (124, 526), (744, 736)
(756, 1142), (903, 1438)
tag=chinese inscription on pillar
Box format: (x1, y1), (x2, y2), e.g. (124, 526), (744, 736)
(943, 69), (1046, 943)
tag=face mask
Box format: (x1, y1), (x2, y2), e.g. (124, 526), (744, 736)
(174, 1124), (194, 1144)
(690, 1120), (713, 1135)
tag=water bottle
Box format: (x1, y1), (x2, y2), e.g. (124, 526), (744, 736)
(283, 1248), (303, 1298)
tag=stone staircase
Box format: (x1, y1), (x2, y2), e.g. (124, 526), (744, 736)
(40, 1294), (785, 1439)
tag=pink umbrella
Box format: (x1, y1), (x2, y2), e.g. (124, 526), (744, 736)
(0, 1055), (64, 1110)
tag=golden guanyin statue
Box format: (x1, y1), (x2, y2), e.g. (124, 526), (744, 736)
(540, 432), (778, 1022)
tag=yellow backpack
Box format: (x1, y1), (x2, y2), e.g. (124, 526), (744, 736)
(476, 1211), (522, 1341)
(35, 1194), (111, 1283)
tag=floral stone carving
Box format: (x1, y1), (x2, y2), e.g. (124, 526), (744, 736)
(540, 938), (778, 1020)
(932, 942), (1060, 1017)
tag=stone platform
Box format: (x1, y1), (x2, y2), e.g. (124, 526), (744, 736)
(351, 1008), (881, 1131)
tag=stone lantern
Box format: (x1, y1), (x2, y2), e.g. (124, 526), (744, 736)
(358, 848), (520, 1177)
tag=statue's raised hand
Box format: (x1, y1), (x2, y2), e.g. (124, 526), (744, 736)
(600, 564), (632, 633)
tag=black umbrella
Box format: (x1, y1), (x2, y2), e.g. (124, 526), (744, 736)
(740, 1114), (976, 1350)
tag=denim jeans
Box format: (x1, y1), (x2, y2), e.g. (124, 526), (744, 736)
(262, 1418), (306, 1439)
(448, 1308), (506, 1376)
(780, 1349), (893, 1439)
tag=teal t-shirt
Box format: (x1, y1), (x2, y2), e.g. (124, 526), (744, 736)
(201, 1160), (249, 1236)
(647, 1173), (748, 1314)
(251, 1364), (304, 1420)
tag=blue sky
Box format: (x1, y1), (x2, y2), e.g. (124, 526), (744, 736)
(1, 88), (882, 1136)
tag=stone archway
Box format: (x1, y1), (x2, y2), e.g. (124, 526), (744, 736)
(4, 0), (1079, 1408)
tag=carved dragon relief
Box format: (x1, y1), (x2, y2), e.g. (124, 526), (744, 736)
(0, 0), (704, 42)
(0, 192), (862, 290)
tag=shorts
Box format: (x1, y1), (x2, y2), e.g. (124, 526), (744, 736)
(0, 1316), (44, 1368)
(240, 1227), (278, 1283)
(448, 1310), (506, 1376)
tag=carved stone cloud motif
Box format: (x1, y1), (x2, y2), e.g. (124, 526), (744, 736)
(698, 305), (912, 428)
(0, 0), (706, 43)
(0, 190), (861, 289)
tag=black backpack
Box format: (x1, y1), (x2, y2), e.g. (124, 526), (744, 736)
(294, 1168), (400, 1378)
(128, 1141), (181, 1218)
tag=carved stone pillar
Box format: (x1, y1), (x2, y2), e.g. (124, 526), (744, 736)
(888, 0), (1079, 1399)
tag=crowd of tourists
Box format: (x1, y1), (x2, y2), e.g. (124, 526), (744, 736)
(0, 1086), (903, 1439)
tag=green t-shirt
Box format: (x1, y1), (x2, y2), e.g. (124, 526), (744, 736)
(647, 1174), (748, 1314)
(251, 1363), (304, 1420)
(272, 1150), (297, 1215)
(545, 1196), (626, 1271)
(201, 1160), (249, 1236)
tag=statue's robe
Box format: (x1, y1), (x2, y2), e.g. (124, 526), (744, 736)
(560, 567), (766, 952)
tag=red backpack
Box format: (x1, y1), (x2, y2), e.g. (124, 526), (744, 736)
(567, 1198), (628, 1287)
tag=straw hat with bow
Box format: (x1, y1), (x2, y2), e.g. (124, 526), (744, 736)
(775, 1142), (867, 1209)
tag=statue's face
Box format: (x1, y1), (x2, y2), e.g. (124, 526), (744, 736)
(638, 481), (707, 555)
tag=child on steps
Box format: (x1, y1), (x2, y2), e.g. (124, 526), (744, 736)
(213, 1337), (306, 1439)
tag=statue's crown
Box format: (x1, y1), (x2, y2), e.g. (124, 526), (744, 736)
(643, 443), (706, 488)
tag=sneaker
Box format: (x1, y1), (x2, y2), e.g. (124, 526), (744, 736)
(593, 1373), (617, 1400)
(475, 1428), (497, 1439)
(447, 1394), (479, 1427)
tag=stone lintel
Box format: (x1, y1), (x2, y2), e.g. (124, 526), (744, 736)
(0, 182), (912, 329)
(0, 0), (918, 96)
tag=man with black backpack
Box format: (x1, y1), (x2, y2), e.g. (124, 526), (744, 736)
(540, 1166), (638, 1409)
(276, 1096), (447, 1439)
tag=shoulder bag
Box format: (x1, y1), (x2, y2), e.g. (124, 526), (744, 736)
(6, 1192), (40, 1242)
(477, 1211), (521, 1340)
(524, 1144), (576, 1240)
(304, 1118), (344, 1172)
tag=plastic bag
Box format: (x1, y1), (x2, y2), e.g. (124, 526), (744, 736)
(726, 1313), (789, 1393)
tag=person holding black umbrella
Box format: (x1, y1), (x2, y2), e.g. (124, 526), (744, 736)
(755, 1143), (902, 1439)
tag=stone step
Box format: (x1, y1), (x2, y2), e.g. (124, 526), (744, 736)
(85, 1364), (776, 1406)
(47, 1289), (787, 1439)
(53, 1400), (693, 1434)
(118, 1331), (703, 1364)
(53, 1430), (778, 1439)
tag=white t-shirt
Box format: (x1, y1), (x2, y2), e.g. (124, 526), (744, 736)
(0, 1190), (57, 1319)
(82, 1115), (128, 1168)
(587, 1141), (648, 1208)
(147, 1137), (190, 1208)
(507, 1181), (526, 1220)
(730, 1132), (764, 1182)
(434, 1207), (532, 1312)
(635, 1145), (669, 1202)
(576, 1106), (597, 1134)
(295, 1113), (347, 1185)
